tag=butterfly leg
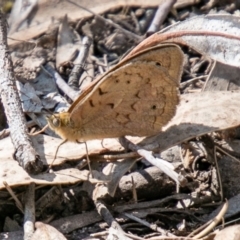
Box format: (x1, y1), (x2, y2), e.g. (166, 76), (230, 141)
(76, 140), (93, 178)
(48, 139), (68, 172)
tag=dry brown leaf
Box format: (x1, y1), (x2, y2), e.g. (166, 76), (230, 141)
(31, 222), (67, 240)
(0, 161), (109, 190)
(94, 158), (138, 198)
(140, 91), (240, 152)
(128, 15), (240, 68)
(204, 61), (240, 92)
(214, 225), (240, 240)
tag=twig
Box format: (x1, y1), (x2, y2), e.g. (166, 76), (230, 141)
(69, 36), (92, 91)
(139, 9), (155, 33)
(24, 183), (35, 240)
(146, 237), (202, 240)
(131, 176), (138, 203)
(94, 200), (131, 240)
(93, 151), (139, 161)
(123, 212), (176, 237)
(214, 146), (224, 203)
(43, 64), (79, 101)
(180, 75), (208, 89)
(8, 0), (38, 34)
(113, 194), (192, 213)
(147, 0), (177, 35)
(0, 12), (43, 173)
(0, 120), (36, 139)
(3, 181), (24, 214)
(130, 11), (140, 34)
(35, 186), (62, 216)
(94, 200), (115, 226)
(119, 137), (187, 189)
(91, 230), (146, 240)
(191, 201), (228, 239)
(66, 0), (142, 42)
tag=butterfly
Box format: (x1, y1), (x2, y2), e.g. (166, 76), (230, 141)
(47, 44), (183, 142)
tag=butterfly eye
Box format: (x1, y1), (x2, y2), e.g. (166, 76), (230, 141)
(155, 62), (161, 67)
(52, 117), (60, 127)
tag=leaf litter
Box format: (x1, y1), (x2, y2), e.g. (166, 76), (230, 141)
(1, 0), (240, 239)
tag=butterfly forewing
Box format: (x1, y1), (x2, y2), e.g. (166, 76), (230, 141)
(69, 58), (181, 140)
(68, 44), (183, 114)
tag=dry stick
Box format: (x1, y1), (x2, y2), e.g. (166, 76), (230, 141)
(131, 176), (138, 203)
(213, 146), (224, 203)
(24, 183), (35, 240)
(180, 75), (208, 89)
(119, 137), (187, 189)
(91, 230), (146, 240)
(146, 237), (202, 240)
(90, 230), (109, 238)
(0, 120), (36, 139)
(3, 181), (24, 214)
(123, 212), (176, 237)
(130, 11), (141, 34)
(191, 201), (228, 239)
(43, 63), (79, 101)
(139, 9), (156, 33)
(187, 219), (213, 238)
(8, 0), (38, 34)
(91, 55), (108, 68)
(0, 12), (43, 173)
(212, 145), (240, 202)
(114, 194), (192, 213)
(66, 0), (142, 42)
(69, 36), (92, 91)
(201, 0), (218, 11)
(94, 151), (139, 161)
(35, 186), (62, 210)
(94, 200), (116, 226)
(94, 200), (132, 240)
(147, 0), (177, 35)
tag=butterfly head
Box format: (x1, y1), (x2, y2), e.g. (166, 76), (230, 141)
(47, 114), (61, 129)
(46, 112), (72, 140)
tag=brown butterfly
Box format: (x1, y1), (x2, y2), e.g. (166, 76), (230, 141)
(47, 44), (183, 142)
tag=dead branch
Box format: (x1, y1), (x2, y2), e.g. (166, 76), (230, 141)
(0, 12), (43, 173)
